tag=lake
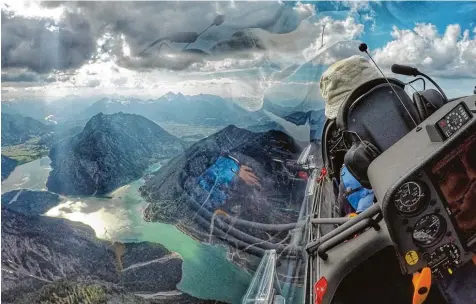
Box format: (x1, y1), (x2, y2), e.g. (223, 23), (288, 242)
(2, 157), (252, 303)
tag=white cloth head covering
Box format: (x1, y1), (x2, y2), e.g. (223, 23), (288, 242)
(319, 55), (380, 119)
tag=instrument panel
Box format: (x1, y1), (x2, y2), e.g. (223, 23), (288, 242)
(386, 172), (466, 279)
(368, 97), (476, 279)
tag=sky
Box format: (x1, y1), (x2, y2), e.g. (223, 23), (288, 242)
(1, 1), (476, 111)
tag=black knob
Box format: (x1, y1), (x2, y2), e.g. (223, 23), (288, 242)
(359, 43), (368, 52)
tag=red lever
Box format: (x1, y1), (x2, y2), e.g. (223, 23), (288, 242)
(317, 167), (328, 182)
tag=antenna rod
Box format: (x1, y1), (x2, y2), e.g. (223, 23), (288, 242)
(321, 25), (325, 48)
(358, 43), (418, 127)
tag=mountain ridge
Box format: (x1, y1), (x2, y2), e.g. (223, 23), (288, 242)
(1, 155), (17, 181)
(1, 113), (52, 146)
(47, 112), (185, 195)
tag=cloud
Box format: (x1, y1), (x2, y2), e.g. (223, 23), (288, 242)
(3, 0), (64, 21)
(1, 1), (361, 78)
(37, 1), (305, 70)
(301, 16), (364, 62)
(374, 23), (476, 78)
(1, 10), (96, 74)
(1, 1), (366, 110)
(85, 79), (101, 88)
(1, 69), (55, 83)
(3, 1), (310, 76)
(185, 14), (365, 75)
(293, 2), (316, 20)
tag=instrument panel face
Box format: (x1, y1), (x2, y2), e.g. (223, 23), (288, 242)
(386, 172), (469, 276)
(368, 96), (476, 277)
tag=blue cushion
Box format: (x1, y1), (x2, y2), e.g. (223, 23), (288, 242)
(341, 165), (374, 213)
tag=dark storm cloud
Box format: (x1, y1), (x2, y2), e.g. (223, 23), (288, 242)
(1, 10), (95, 74)
(2, 1), (306, 76)
(44, 2), (228, 53)
(38, 1), (303, 71)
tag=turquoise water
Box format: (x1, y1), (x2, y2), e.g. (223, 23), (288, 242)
(118, 179), (253, 303)
(1, 157), (252, 303)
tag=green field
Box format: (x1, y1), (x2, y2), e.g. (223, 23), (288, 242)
(1, 137), (49, 165)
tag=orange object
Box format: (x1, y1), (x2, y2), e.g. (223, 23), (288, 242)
(412, 267), (432, 304)
(348, 213), (358, 218)
(214, 209), (229, 217)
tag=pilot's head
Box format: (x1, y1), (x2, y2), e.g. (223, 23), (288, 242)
(319, 55), (380, 120)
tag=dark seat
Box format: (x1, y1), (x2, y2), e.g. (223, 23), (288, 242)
(334, 78), (421, 188)
(339, 79), (420, 152)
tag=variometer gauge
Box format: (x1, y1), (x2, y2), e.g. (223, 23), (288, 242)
(393, 180), (429, 215)
(412, 214), (446, 247)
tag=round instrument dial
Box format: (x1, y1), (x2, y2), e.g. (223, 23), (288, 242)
(394, 181), (428, 214)
(427, 243), (461, 278)
(412, 214), (446, 247)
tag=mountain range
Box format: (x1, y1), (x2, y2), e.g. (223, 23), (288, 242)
(47, 112), (185, 195)
(2, 91), (314, 131)
(1, 112), (85, 167)
(1, 113), (52, 146)
(79, 92), (267, 127)
(1, 96), (98, 124)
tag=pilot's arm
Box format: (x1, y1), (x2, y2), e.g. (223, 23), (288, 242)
(197, 154), (260, 209)
(217, 154), (260, 187)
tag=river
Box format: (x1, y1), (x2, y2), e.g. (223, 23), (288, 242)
(1, 157), (252, 303)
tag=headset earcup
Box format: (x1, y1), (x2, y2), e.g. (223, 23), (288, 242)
(413, 92), (428, 121)
(344, 141), (380, 189)
(419, 89), (446, 116)
(364, 141), (380, 159)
